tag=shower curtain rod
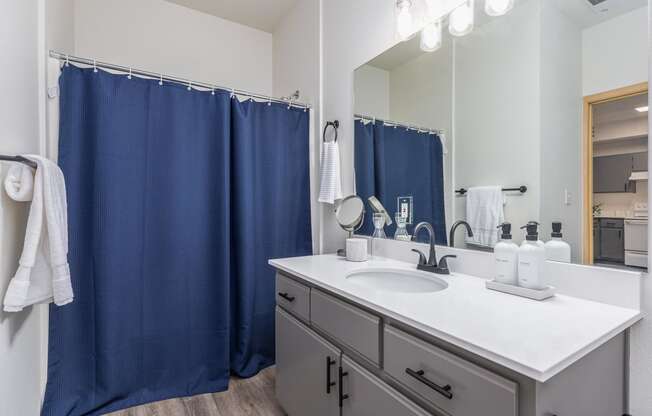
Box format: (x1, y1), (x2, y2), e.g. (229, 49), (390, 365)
(354, 114), (444, 135)
(49, 51), (312, 109)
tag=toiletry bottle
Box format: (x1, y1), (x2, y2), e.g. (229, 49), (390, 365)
(544, 221), (571, 263)
(520, 221), (544, 248)
(494, 223), (519, 285)
(518, 222), (546, 290)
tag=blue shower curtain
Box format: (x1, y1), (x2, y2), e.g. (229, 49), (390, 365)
(42, 65), (312, 415)
(354, 120), (447, 244)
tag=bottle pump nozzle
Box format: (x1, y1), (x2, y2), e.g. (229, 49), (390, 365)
(520, 221), (540, 241)
(497, 222), (512, 239)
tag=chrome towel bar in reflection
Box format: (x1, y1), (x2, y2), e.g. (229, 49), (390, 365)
(0, 155), (37, 169)
(455, 186), (527, 195)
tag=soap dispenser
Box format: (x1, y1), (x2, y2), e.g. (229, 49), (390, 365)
(494, 223), (519, 285)
(518, 222), (546, 290)
(544, 222), (571, 263)
(520, 221), (544, 248)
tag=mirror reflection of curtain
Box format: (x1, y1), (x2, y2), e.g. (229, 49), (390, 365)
(354, 120), (447, 244)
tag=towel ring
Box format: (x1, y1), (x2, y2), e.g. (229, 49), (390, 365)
(323, 120), (339, 143)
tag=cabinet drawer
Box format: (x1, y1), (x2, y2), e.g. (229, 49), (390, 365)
(311, 290), (380, 365)
(384, 326), (517, 416)
(276, 273), (310, 322)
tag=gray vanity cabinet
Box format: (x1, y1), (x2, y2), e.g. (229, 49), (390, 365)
(340, 355), (430, 416)
(275, 308), (340, 416)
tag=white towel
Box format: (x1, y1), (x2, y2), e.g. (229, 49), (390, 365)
(465, 186), (505, 248)
(318, 141), (343, 204)
(4, 163), (34, 201)
(3, 155), (73, 312)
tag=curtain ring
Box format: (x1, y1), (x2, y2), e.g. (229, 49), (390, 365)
(187, 81), (192, 91)
(211, 86), (215, 95)
(158, 74), (163, 86)
(127, 67), (132, 80)
(65, 55), (70, 67)
(323, 120), (339, 143)
(268, 96), (272, 106)
(93, 59), (98, 73)
(230, 88), (235, 99)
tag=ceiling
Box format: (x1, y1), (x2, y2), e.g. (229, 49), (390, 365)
(164, 0), (299, 32)
(594, 94), (649, 125)
(364, 0), (647, 72)
(550, 0), (647, 29)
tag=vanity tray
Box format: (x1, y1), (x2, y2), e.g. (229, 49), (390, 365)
(485, 280), (556, 301)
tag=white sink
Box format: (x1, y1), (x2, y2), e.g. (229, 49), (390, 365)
(345, 268), (448, 293)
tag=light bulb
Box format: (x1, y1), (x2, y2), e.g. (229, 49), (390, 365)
(485, 0), (514, 16)
(396, 0), (414, 41)
(420, 20), (442, 52)
(449, 0), (474, 37)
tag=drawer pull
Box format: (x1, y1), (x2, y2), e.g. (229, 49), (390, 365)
(277, 292), (295, 302)
(326, 356), (336, 394)
(405, 368), (453, 400)
(338, 366), (349, 407)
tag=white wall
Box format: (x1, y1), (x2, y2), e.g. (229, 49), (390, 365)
(354, 65), (390, 119)
(454, 0), (541, 245)
(388, 44), (454, 238)
(272, 0), (321, 253)
(539, 0), (582, 260)
(0, 1), (46, 415)
(74, 0), (273, 95)
(583, 6), (648, 96)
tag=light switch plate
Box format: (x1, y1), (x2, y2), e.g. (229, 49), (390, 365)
(397, 196), (413, 224)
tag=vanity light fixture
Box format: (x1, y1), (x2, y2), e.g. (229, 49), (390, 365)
(484, 0), (514, 16)
(396, 0), (415, 41)
(636, 106), (649, 113)
(449, 0), (475, 37)
(420, 20), (443, 52)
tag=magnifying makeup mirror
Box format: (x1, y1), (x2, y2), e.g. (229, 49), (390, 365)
(335, 195), (365, 256)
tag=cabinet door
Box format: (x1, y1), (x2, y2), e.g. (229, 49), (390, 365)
(593, 220), (600, 261)
(340, 356), (430, 416)
(276, 307), (340, 416)
(593, 154), (634, 193)
(599, 227), (624, 262)
(633, 152), (648, 172)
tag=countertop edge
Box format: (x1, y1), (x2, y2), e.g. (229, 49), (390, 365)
(268, 259), (643, 383)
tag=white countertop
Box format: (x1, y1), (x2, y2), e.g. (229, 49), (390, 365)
(269, 254), (643, 383)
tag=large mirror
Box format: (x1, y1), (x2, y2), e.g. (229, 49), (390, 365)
(354, 0), (648, 268)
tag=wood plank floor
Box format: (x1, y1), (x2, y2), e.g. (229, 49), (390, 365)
(108, 367), (285, 416)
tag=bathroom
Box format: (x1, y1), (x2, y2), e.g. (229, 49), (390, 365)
(0, 0), (650, 415)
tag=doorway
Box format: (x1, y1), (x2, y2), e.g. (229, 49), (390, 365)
(582, 83), (649, 268)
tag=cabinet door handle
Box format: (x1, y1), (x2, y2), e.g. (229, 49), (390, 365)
(405, 368), (453, 400)
(277, 292), (295, 302)
(326, 356), (336, 394)
(338, 365), (349, 407)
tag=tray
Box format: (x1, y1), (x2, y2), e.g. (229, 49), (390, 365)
(485, 280), (556, 301)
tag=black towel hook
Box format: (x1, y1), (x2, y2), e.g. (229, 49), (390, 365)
(323, 120), (339, 143)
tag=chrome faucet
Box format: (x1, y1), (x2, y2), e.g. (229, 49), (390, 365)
(449, 220), (474, 247)
(411, 222), (457, 275)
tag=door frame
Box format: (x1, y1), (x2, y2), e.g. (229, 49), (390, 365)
(582, 82), (648, 264)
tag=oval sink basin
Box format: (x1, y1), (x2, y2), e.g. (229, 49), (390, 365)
(345, 268), (448, 294)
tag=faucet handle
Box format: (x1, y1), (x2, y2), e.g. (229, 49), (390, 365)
(411, 249), (427, 266)
(437, 255), (457, 270)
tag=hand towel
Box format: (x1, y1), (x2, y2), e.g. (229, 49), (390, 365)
(3, 155), (72, 312)
(4, 163), (34, 201)
(318, 141), (343, 204)
(465, 186), (505, 248)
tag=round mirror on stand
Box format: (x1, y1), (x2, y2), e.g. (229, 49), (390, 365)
(335, 195), (365, 256)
